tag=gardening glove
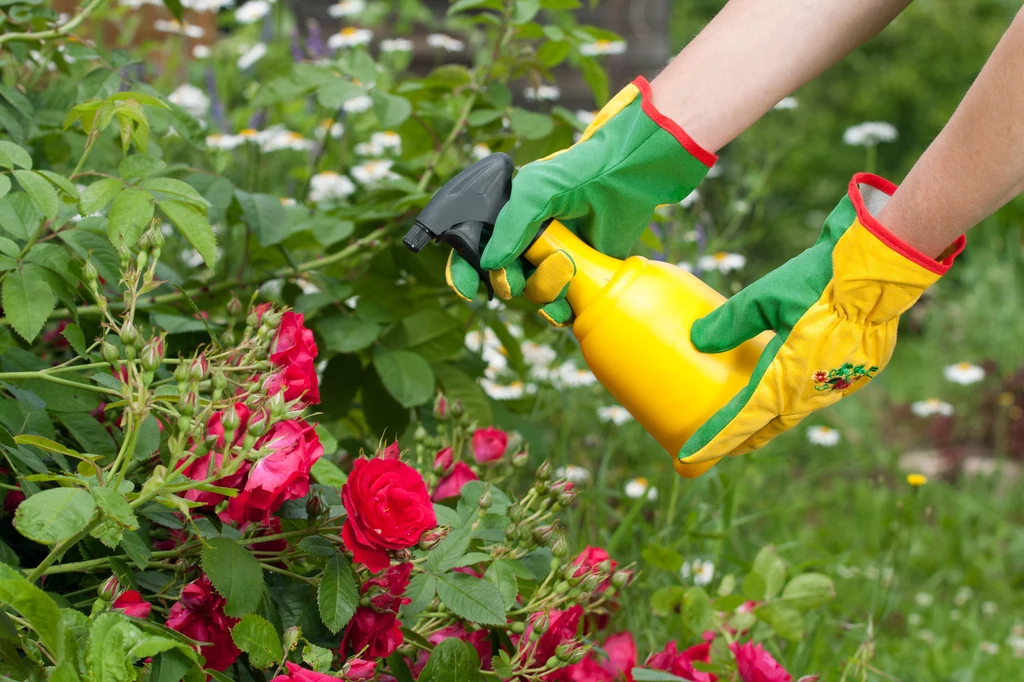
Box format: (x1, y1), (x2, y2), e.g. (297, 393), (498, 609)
(678, 173), (966, 472)
(446, 76), (717, 326)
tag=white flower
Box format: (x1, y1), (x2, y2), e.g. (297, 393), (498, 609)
(907, 613), (923, 627)
(555, 465), (591, 484)
(697, 251), (746, 274)
(915, 592), (934, 608)
(192, 44), (212, 59)
(351, 159), (398, 185)
(843, 121), (898, 147)
(343, 95), (373, 114)
(911, 398), (955, 417)
(520, 341), (556, 367)
(308, 171), (356, 203)
(327, 0), (365, 17)
(182, 0), (233, 9)
(675, 261), (693, 273)
(280, 197), (297, 207)
(261, 128), (313, 152)
(598, 405), (632, 426)
(579, 39), (627, 56)
(679, 189), (700, 209)
(835, 565), (859, 579)
(680, 559), (715, 586)
(329, 27), (373, 50)
(167, 83), (209, 118)
(154, 19), (205, 39)
(807, 426), (841, 447)
(524, 85), (561, 101)
(979, 641), (1000, 655)
(706, 161), (723, 179)
(773, 97), (798, 110)
(480, 379), (534, 400)
(482, 347), (508, 379)
(624, 477), (658, 501)
(381, 38), (413, 53)
(944, 362), (985, 385)
(238, 128), (264, 145)
(576, 110), (597, 126)
(371, 131), (401, 153)
(732, 199), (750, 215)
(235, 0), (271, 24)
(119, 0), (161, 7)
(465, 328), (501, 353)
(206, 133), (244, 150)
(954, 586), (973, 606)
(471, 143), (492, 160)
(555, 361), (598, 388)
(426, 33), (464, 52)
(982, 600), (998, 616)
(917, 629), (936, 644)
(237, 42), (267, 70)
(1007, 635), (1024, 657)
(316, 119), (345, 139)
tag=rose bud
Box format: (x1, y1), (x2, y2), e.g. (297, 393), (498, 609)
(306, 492), (326, 520)
(342, 658), (377, 681)
(537, 460), (552, 481)
(97, 576), (119, 601)
(247, 410), (270, 437)
(177, 392), (198, 417)
(433, 393), (448, 420)
(189, 356), (209, 382)
(551, 535), (568, 558)
(226, 295), (243, 318)
(509, 621), (526, 635)
(261, 308), (283, 330)
(282, 626), (301, 653)
(610, 570), (633, 589)
(555, 642), (576, 662)
(533, 525), (555, 546)
(450, 399), (464, 418)
(268, 391), (286, 420)
(140, 334), (165, 373)
(508, 502), (523, 523)
(100, 340), (119, 366)
(478, 487), (492, 509)
(418, 526), (449, 551)
(82, 258), (99, 284)
(173, 362), (190, 388)
(568, 645), (588, 665)
(512, 448), (529, 468)
(119, 325), (140, 350)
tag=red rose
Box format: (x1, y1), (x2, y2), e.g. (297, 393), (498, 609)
(432, 462), (477, 502)
(341, 609), (403, 659)
(434, 447), (453, 473)
(561, 632), (635, 682)
(647, 641), (716, 682)
(519, 606), (583, 673)
(166, 575), (240, 671)
(270, 661), (336, 682)
(180, 451), (251, 509)
(3, 488), (25, 515)
(341, 658), (377, 680)
(254, 302), (273, 322)
(270, 311), (318, 365)
(379, 441), (401, 460)
(362, 563), (413, 611)
(227, 419), (324, 524)
(112, 590), (152, 619)
(341, 458), (437, 572)
(471, 427), (507, 464)
(572, 546), (617, 591)
(411, 624), (493, 677)
(265, 356), (320, 405)
(730, 642), (791, 682)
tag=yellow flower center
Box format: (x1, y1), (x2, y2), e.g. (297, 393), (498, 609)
(240, 128), (258, 137)
(509, 381), (523, 389)
(287, 132), (303, 140)
(958, 362), (971, 370)
(341, 27), (359, 35)
(714, 252), (728, 261)
(634, 477), (648, 487)
(321, 118), (334, 127)
(596, 39), (610, 46)
(907, 473), (928, 487)
(320, 170), (339, 176)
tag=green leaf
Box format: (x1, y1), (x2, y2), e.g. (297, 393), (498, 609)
(2, 270), (54, 343)
(0, 191), (41, 240)
(120, 155), (167, 181)
(0, 176), (10, 202)
(428, 524), (473, 572)
(143, 177), (210, 210)
(108, 188), (154, 249)
(80, 178), (124, 215)
(235, 190), (288, 247)
(754, 602), (805, 641)
(317, 552), (359, 633)
(0, 141), (31, 169)
(384, 310), (460, 353)
(580, 57), (609, 107)
(507, 108), (554, 140)
(121, 530), (152, 571)
(485, 559), (520, 609)
(372, 91), (412, 128)
(751, 545), (787, 600)
(742, 572), (766, 601)
(0, 84), (33, 120)
(642, 543), (685, 573)
(162, 0), (183, 20)
(682, 586), (714, 631)
(403, 573), (435, 617)
(13, 170), (58, 218)
(91, 486), (139, 529)
(373, 347), (435, 408)
(0, 423), (15, 448)
(781, 573), (836, 610)
(91, 519), (125, 548)
(433, 364), (491, 424)
(297, 536), (337, 558)
(433, 572), (506, 625)
(62, 323), (88, 356)
(513, 0), (540, 24)
(37, 171), (79, 201)
(319, 316), (381, 353)
(231, 614), (282, 669)
(201, 537), (265, 617)
(132, 415), (162, 461)
(649, 586), (686, 616)
(448, 0), (500, 14)
(317, 80), (365, 110)
(311, 217), (354, 247)
(0, 563), (64, 657)
(301, 642), (334, 673)
(14, 487), (95, 545)
(631, 670), (691, 682)
(158, 199), (217, 267)
(537, 40), (571, 68)
(418, 637), (482, 682)
(311, 458), (347, 487)
(13, 434), (83, 459)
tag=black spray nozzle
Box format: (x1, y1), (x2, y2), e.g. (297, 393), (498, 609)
(404, 153), (515, 299)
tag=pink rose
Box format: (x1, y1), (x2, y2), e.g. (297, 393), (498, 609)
(270, 311), (318, 365)
(471, 427), (507, 464)
(112, 590), (152, 619)
(434, 447), (453, 473)
(166, 575), (240, 671)
(432, 462), (478, 501)
(342, 658), (377, 680)
(518, 606), (583, 673)
(646, 641), (716, 682)
(730, 642), (791, 682)
(269, 661), (336, 681)
(265, 356), (320, 405)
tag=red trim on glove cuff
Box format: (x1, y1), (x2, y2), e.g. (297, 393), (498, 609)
(848, 172), (966, 276)
(631, 76), (718, 168)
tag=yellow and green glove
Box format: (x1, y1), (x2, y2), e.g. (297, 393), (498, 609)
(445, 77), (717, 326)
(679, 173), (966, 470)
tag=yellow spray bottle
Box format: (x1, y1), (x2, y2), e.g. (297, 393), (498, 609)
(404, 154), (770, 477)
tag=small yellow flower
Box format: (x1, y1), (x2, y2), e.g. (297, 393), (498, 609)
(907, 473), (928, 487)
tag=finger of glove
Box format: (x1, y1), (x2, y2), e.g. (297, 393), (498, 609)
(524, 249), (575, 305)
(481, 166), (561, 270)
(690, 279), (783, 354)
(538, 299), (573, 328)
(730, 411), (808, 457)
(490, 260), (526, 300)
(445, 251), (481, 302)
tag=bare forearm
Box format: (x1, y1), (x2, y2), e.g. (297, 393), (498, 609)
(651, 0), (913, 152)
(879, 8), (1024, 257)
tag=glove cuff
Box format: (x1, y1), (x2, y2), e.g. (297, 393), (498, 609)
(631, 76), (718, 168)
(848, 172), (966, 276)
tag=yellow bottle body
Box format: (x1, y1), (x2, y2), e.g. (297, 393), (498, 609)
(525, 221), (770, 478)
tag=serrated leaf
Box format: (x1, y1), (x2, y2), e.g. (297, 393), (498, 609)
(371, 91), (412, 128)
(755, 602), (805, 641)
(108, 188), (154, 249)
(433, 572), (505, 625)
(0, 563), (64, 657)
(373, 347), (435, 408)
(507, 108), (554, 140)
(485, 560), (520, 609)
(0, 140), (31, 169)
(120, 155), (167, 181)
(132, 415), (162, 461)
(13, 170), (58, 218)
(419, 636), (482, 682)
(319, 316), (381, 353)
(403, 573), (435, 617)
(143, 177), (210, 210)
(90, 486), (139, 529)
(201, 538), (265, 617)
(428, 524), (473, 572)
(62, 323), (88, 356)
(158, 199), (217, 267)
(231, 614), (282, 669)
(781, 573), (836, 610)
(235, 190), (288, 247)
(2, 271), (53, 342)
(310, 458), (347, 487)
(317, 552), (358, 633)
(301, 642), (333, 673)
(80, 178), (124, 215)
(37, 171), (79, 201)
(14, 487), (96, 545)
(0, 176), (10, 202)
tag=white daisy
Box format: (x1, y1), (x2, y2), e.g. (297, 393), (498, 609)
(915, 592), (934, 608)
(624, 477), (658, 501)
(206, 133), (244, 150)
(555, 465), (591, 484)
(597, 405), (632, 426)
(843, 121), (898, 147)
(911, 399), (955, 417)
(520, 341), (556, 367)
(471, 143), (491, 160)
(351, 159), (398, 185)
(261, 128), (314, 152)
(426, 33), (464, 52)
(680, 559), (715, 586)
(342, 95), (373, 114)
(524, 85), (561, 101)
(773, 97), (798, 110)
(697, 251), (746, 274)
(464, 328), (501, 353)
(280, 197), (296, 207)
(308, 171), (356, 203)
(576, 110), (597, 126)
(555, 361), (597, 388)
(154, 19), (205, 39)
(329, 27), (373, 50)
(370, 131), (401, 153)
(807, 426), (841, 447)
(192, 44), (212, 59)
(579, 40), (627, 56)
(979, 642), (1000, 655)
(679, 189), (700, 209)
(480, 379), (534, 401)
(235, 0), (271, 24)
(327, 0), (365, 17)
(315, 119), (345, 139)
(944, 362), (985, 385)
(982, 601), (998, 616)
(675, 261), (693, 273)
(167, 83), (209, 118)
(381, 38), (413, 53)
(237, 42), (268, 70)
